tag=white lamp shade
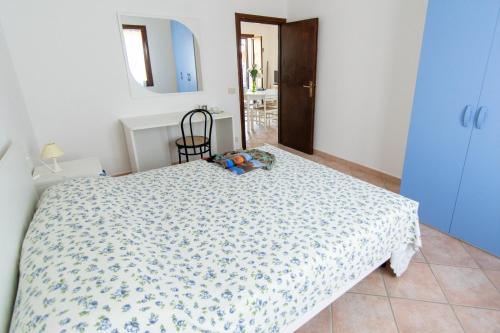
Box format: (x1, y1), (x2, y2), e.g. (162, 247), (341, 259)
(41, 143), (64, 160)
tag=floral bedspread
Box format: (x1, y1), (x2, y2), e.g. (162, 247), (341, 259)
(10, 145), (420, 333)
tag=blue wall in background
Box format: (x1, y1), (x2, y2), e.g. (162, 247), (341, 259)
(170, 20), (198, 93)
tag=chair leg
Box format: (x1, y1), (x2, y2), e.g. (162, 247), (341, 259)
(185, 147), (189, 162)
(250, 108), (254, 131)
(264, 101), (267, 129)
(178, 149), (181, 164)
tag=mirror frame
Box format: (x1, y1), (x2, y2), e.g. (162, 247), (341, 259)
(117, 12), (203, 98)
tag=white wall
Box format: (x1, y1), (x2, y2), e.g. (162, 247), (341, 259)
(0, 0), (286, 175)
(121, 15), (178, 94)
(0, 19), (37, 157)
(287, 0), (427, 177)
(1, 0), (426, 177)
(241, 22), (279, 88)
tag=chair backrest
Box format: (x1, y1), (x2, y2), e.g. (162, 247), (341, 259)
(180, 109), (214, 146)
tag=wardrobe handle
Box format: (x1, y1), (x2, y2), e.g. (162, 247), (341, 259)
(462, 105), (474, 127)
(475, 106), (488, 129)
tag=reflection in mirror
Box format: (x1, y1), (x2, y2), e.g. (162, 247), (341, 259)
(120, 15), (202, 94)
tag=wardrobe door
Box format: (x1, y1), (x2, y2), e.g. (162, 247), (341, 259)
(401, 0), (500, 233)
(450, 17), (500, 256)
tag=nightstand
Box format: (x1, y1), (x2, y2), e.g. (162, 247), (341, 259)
(33, 157), (104, 195)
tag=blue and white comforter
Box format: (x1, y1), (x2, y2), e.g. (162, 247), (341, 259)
(11, 146), (420, 333)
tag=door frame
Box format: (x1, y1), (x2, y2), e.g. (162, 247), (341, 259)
(235, 13), (286, 149)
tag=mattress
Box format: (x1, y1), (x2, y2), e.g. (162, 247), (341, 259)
(10, 145), (420, 333)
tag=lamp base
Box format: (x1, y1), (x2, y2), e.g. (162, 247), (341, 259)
(52, 158), (63, 173)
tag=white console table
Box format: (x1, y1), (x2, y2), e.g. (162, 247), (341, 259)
(121, 111), (234, 172)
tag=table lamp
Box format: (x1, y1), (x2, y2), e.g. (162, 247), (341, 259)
(40, 143), (64, 173)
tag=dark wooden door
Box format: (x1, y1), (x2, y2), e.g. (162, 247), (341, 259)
(279, 18), (318, 154)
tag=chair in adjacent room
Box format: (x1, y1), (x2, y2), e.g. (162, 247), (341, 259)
(176, 109), (214, 164)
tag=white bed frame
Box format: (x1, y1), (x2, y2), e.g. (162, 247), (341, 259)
(0, 143), (38, 332)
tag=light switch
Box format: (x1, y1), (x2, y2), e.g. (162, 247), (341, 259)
(227, 87), (236, 95)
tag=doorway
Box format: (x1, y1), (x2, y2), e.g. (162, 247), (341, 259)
(235, 14), (318, 153)
(235, 14), (285, 150)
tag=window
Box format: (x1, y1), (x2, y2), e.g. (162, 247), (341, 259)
(240, 34), (263, 90)
(122, 25), (154, 87)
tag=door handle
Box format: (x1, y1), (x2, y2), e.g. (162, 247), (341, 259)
(462, 105), (474, 127)
(302, 81), (314, 98)
(475, 106), (488, 129)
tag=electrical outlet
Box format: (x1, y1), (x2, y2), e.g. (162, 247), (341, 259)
(227, 87), (236, 95)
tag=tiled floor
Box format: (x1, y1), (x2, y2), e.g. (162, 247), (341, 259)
(246, 122), (278, 148)
(245, 137), (500, 332)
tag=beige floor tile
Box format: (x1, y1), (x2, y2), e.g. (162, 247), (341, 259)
(295, 306), (332, 333)
(332, 293), (398, 333)
(390, 298), (464, 333)
(431, 265), (500, 310)
(412, 249), (426, 263)
(350, 169), (386, 188)
(462, 243), (500, 271)
(384, 181), (400, 194)
(246, 123), (278, 148)
(453, 306), (500, 333)
(309, 155), (329, 166)
(421, 232), (478, 268)
(420, 223), (443, 237)
(484, 270), (500, 290)
(323, 160), (351, 175)
(420, 222), (452, 238)
(349, 268), (387, 296)
(382, 262), (447, 302)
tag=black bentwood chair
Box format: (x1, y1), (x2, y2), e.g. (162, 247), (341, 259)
(175, 109), (213, 164)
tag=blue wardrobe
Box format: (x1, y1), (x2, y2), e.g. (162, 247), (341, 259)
(401, 0), (500, 256)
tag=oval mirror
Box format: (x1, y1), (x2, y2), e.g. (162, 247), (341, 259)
(120, 15), (202, 94)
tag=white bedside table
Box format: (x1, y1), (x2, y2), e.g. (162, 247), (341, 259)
(33, 157), (104, 195)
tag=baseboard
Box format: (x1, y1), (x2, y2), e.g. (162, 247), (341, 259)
(111, 171), (132, 177)
(313, 149), (401, 185)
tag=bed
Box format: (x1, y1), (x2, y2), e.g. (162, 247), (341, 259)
(9, 145), (420, 333)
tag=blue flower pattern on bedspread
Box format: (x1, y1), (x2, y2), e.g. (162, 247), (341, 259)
(10, 146), (420, 333)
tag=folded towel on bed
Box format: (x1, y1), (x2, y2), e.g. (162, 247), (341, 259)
(217, 152), (253, 169)
(211, 149), (275, 175)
